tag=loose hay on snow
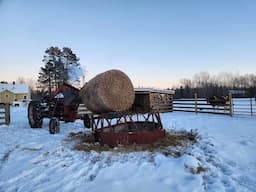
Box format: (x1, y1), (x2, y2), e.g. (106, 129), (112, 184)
(66, 130), (199, 158)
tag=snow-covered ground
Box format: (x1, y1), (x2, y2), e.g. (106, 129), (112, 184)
(0, 107), (256, 192)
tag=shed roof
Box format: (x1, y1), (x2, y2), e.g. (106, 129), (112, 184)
(0, 83), (29, 94)
(134, 88), (175, 94)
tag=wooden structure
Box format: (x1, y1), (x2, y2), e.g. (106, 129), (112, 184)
(0, 104), (10, 125)
(132, 88), (174, 113)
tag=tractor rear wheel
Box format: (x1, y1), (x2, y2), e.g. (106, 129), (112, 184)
(49, 118), (60, 134)
(28, 101), (43, 128)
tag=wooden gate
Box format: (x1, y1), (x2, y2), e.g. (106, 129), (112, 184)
(0, 104), (10, 125)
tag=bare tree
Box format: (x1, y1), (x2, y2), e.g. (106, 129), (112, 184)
(175, 71), (256, 98)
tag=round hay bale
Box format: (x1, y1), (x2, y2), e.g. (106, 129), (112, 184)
(80, 69), (135, 114)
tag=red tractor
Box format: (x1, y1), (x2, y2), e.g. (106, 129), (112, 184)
(28, 83), (84, 134)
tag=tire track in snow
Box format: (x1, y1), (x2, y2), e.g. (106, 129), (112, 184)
(0, 148), (16, 192)
(0, 150), (12, 171)
(0, 145), (19, 171)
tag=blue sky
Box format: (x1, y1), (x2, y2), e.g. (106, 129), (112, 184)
(0, 0), (256, 88)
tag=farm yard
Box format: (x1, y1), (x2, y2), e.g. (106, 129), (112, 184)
(0, 105), (256, 192)
(1, 1), (256, 192)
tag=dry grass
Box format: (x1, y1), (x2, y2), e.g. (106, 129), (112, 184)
(65, 130), (198, 158)
(80, 70), (135, 114)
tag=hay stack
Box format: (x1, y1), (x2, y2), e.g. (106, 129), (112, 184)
(80, 69), (135, 114)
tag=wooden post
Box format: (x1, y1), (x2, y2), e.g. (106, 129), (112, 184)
(229, 93), (233, 116)
(250, 98), (253, 116)
(5, 104), (10, 125)
(195, 93), (198, 114)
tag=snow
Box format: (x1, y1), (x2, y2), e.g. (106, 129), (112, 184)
(0, 83), (29, 94)
(0, 107), (256, 191)
(54, 93), (64, 99)
(67, 64), (83, 86)
(43, 54), (84, 88)
(162, 112), (256, 191)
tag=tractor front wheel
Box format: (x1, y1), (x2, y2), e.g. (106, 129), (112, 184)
(49, 118), (60, 134)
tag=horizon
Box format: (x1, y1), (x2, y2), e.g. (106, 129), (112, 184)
(1, 70), (255, 91)
(0, 0), (256, 88)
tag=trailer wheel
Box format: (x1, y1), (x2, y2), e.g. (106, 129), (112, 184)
(28, 101), (43, 128)
(49, 118), (60, 134)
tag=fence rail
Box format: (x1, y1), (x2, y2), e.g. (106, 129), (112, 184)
(173, 94), (232, 115)
(173, 95), (256, 116)
(0, 104), (10, 125)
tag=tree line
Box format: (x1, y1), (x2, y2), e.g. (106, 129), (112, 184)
(174, 72), (256, 98)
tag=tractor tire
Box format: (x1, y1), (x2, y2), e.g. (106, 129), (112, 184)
(28, 101), (43, 128)
(49, 118), (60, 134)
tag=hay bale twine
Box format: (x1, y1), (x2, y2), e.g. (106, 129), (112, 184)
(80, 69), (135, 114)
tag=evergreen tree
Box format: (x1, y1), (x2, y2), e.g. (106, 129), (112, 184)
(38, 46), (82, 94)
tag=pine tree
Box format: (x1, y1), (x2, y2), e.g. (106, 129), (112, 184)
(38, 61), (55, 94)
(38, 46), (82, 94)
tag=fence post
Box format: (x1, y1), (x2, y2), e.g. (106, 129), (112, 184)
(5, 104), (10, 125)
(250, 98), (253, 116)
(195, 93), (198, 114)
(229, 93), (233, 116)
